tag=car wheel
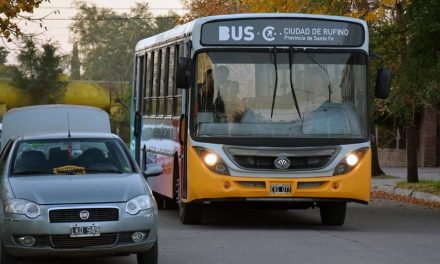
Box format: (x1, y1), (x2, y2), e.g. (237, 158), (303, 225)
(137, 240), (158, 264)
(319, 202), (347, 226)
(152, 192), (164, 210)
(179, 202), (203, 225)
(0, 246), (18, 264)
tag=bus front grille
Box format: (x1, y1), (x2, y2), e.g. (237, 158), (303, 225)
(224, 146), (340, 171)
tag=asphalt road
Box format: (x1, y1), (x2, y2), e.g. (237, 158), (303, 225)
(23, 199), (440, 264)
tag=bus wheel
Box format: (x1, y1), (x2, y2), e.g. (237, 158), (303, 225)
(163, 157), (179, 210)
(319, 202), (346, 226)
(179, 202), (203, 225)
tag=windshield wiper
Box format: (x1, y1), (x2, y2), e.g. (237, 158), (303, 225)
(86, 168), (124, 174)
(289, 47), (301, 118)
(270, 47), (278, 118)
(13, 170), (49, 176)
(305, 51), (333, 102)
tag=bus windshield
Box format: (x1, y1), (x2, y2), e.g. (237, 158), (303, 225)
(192, 51), (368, 139)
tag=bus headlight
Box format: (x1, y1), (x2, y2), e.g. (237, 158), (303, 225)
(195, 148), (230, 175)
(5, 199), (41, 219)
(203, 153), (218, 166)
(333, 148), (367, 176)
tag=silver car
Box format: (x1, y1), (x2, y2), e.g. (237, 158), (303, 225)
(0, 133), (159, 264)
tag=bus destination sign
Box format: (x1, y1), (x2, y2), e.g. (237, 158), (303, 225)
(201, 19), (364, 47)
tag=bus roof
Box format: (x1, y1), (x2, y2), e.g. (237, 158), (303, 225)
(135, 13), (368, 52)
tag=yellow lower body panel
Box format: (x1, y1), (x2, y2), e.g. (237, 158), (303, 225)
(185, 145), (371, 204)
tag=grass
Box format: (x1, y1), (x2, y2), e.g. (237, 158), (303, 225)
(396, 180), (440, 195)
(373, 174), (400, 179)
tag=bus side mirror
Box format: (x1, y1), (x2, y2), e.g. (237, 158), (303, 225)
(375, 68), (391, 99)
(143, 164), (163, 178)
(176, 57), (191, 89)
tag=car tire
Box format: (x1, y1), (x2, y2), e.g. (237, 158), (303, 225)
(179, 202), (203, 225)
(319, 202), (347, 226)
(153, 192), (164, 210)
(137, 240), (158, 264)
(0, 245), (18, 264)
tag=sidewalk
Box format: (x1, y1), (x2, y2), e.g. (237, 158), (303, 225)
(372, 167), (440, 203)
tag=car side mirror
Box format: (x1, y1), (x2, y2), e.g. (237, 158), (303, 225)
(176, 57), (190, 89)
(143, 164), (163, 178)
(375, 68), (391, 99)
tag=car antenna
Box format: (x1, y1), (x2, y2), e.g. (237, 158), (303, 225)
(67, 112), (71, 138)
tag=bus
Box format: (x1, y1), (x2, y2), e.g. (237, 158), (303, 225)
(130, 14), (390, 225)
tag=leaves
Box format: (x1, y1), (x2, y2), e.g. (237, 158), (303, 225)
(0, 0), (50, 42)
(11, 38), (68, 104)
(69, 1), (177, 81)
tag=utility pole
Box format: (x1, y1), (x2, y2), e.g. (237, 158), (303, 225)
(236, 0), (240, 13)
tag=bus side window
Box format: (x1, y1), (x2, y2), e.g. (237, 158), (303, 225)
(152, 50), (161, 117)
(159, 47), (168, 117)
(166, 46), (174, 116)
(148, 51), (155, 117)
(134, 55), (145, 114)
(143, 52), (152, 116)
(174, 43), (183, 116)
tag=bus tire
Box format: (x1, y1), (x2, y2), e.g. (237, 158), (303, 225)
(319, 202), (346, 226)
(137, 240), (158, 264)
(179, 202), (203, 225)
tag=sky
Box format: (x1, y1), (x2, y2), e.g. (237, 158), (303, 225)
(4, 0), (186, 63)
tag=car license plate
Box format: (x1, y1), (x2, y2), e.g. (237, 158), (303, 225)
(70, 224), (100, 238)
(270, 184), (292, 194)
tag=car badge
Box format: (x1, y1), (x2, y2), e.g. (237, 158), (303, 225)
(80, 210), (90, 220)
(274, 156), (290, 170)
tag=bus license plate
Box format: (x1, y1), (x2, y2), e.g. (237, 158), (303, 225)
(70, 224), (100, 238)
(270, 184), (292, 194)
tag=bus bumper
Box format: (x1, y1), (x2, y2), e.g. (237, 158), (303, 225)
(185, 147), (372, 205)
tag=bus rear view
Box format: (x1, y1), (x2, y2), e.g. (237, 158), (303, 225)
(131, 14), (390, 226)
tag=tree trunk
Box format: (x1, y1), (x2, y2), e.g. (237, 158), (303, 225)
(406, 122), (419, 182)
(371, 133), (385, 176)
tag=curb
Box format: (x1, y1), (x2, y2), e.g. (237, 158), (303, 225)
(372, 184), (440, 203)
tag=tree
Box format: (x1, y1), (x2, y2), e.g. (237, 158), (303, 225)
(399, 0), (440, 182)
(0, 47), (8, 65)
(155, 14), (179, 34)
(12, 38), (67, 104)
(181, 0), (241, 21)
(70, 42), (81, 80)
(70, 1), (177, 81)
(0, 0), (50, 42)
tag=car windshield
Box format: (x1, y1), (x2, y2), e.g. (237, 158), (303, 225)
(11, 138), (135, 176)
(192, 51), (367, 139)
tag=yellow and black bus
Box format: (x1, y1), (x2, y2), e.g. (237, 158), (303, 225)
(130, 13), (390, 225)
